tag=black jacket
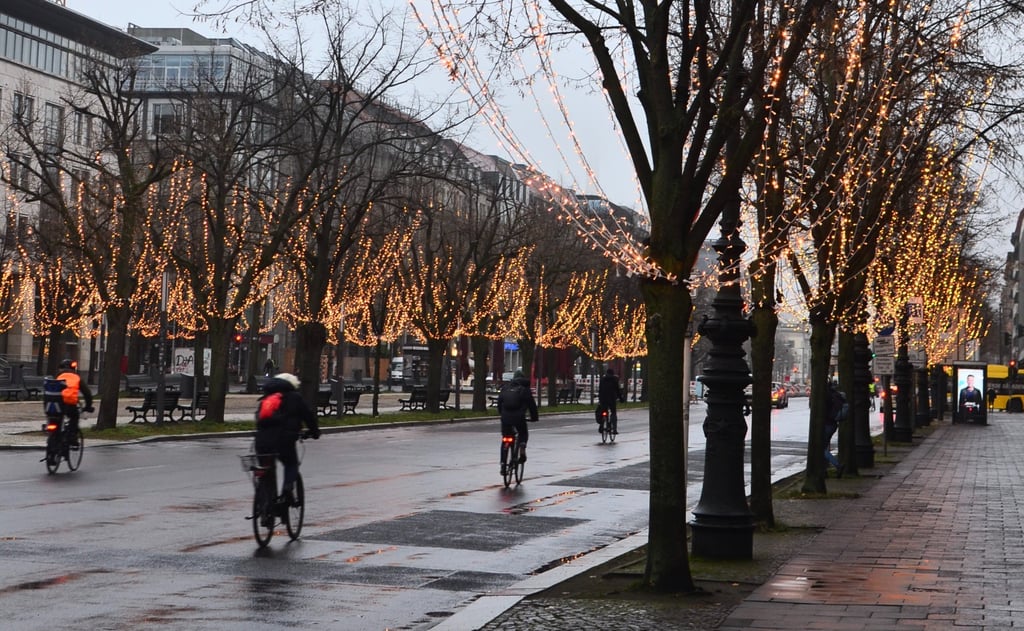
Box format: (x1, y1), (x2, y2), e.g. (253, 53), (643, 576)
(498, 377), (538, 424)
(598, 373), (624, 407)
(256, 377), (319, 436)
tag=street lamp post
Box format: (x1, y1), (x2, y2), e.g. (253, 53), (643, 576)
(689, 141), (755, 558)
(891, 308), (914, 442)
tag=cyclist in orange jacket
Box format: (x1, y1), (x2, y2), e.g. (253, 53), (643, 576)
(55, 359), (93, 445)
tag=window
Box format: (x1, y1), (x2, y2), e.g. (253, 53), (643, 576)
(6, 153), (31, 189)
(13, 92), (34, 125)
(44, 102), (64, 149)
(152, 102), (181, 136)
(73, 110), (89, 146)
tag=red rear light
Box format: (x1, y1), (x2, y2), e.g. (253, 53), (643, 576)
(501, 435), (514, 445)
(44, 423), (59, 432)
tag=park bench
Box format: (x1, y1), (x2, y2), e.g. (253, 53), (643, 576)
(123, 374), (157, 393)
(399, 388), (427, 411)
(126, 390), (181, 423)
(315, 389), (336, 416)
(0, 382), (24, 400)
(177, 392), (210, 422)
(22, 375), (46, 400)
(341, 389), (361, 415)
(556, 387), (584, 404)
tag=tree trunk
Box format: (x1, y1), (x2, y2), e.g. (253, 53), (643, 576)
(425, 338), (447, 413)
(748, 303), (777, 526)
(471, 335), (490, 412)
(95, 305), (130, 430)
(245, 302), (262, 394)
(641, 278), (695, 592)
(801, 310), (836, 493)
(205, 318), (237, 423)
(544, 346), (558, 407)
(295, 321), (328, 408)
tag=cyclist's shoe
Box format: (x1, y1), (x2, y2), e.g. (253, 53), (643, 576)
(260, 513), (274, 528)
(518, 449), (527, 464)
(281, 489), (296, 507)
(500, 464), (506, 476)
(612, 429), (618, 435)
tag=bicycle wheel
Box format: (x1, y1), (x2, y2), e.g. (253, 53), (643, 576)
(501, 440), (514, 488)
(599, 417), (609, 443)
(44, 433), (60, 474)
(66, 429), (84, 471)
(252, 476), (275, 548)
(513, 440), (525, 485)
(285, 473), (304, 541)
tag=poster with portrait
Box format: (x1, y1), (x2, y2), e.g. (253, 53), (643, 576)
(953, 362), (986, 425)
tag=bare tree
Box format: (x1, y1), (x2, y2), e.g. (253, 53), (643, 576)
(2, 53), (177, 429)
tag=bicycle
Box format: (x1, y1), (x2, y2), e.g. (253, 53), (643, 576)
(240, 436), (305, 548)
(41, 411), (84, 474)
(597, 406), (615, 443)
(500, 430), (524, 488)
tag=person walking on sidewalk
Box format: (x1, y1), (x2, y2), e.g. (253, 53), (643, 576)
(824, 381), (847, 478)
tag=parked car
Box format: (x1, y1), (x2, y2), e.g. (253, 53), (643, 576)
(771, 382), (789, 408)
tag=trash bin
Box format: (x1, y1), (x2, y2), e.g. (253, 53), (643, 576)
(181, 374), (194, 399)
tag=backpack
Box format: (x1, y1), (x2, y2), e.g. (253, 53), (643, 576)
(501, 383), (526, 412)
(256, 392), (285, 426)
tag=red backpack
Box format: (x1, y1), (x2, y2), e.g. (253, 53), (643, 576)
(257, 392), (284, 424)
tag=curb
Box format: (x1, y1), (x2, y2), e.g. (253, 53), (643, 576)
(431, 529), (650, 631)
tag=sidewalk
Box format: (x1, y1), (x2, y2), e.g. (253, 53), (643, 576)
(476, 413), (1024, 630)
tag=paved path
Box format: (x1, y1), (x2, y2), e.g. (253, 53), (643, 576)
(479, 414), (1024, 630)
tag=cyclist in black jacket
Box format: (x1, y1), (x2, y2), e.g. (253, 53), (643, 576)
(598, 368), (625, 434)
(254, 373), (320, 501)
(497, 370), (538, 463)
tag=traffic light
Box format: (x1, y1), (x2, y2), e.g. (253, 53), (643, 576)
(1010, 360), (1018, 382)
(233, 333), (243, 344)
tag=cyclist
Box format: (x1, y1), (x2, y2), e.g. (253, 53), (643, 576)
(55, 359), (93, 446)
(254, 373), (320, 504)
(497, 369), (538, 467)
(598, 368), (626, 434)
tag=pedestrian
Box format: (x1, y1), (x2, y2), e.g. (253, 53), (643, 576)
(824, 381), (847, 478)
(598, 368), (626, 434)
(263, 357), (275, 377)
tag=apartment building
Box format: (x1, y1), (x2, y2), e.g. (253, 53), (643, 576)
(0, 0), (155, 371)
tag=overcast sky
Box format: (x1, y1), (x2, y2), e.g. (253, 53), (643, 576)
(64, 0), (645, 211)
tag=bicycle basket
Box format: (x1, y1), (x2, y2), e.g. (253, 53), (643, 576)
(239, 453), (269, 473)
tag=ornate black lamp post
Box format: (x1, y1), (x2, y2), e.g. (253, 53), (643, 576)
(891, 309), (914, 442)
(915, 364), (930, 427)
(689, 203), (755, 559)
(853, 332), (875, 468)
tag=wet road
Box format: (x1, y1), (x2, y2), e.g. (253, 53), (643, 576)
(0, 402), (862, 630)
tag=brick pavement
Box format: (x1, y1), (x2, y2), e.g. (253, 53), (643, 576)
(477, 415), (1024, 630)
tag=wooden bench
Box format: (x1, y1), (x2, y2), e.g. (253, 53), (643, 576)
(399, 388), (427, 411)
(124, 374), (157, 393)
(556, 387), (584, 404)
(177, 392), (210, 422)
(315, 389), (336, 417)
(0, 383), (24, 400)
(342, 389), (360, 414)
(22, 375), (46, 400)
(126, 390), (181, 423)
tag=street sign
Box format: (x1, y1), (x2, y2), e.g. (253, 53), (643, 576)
(873, 356), (895, 376)
(873, 335), (895, 356)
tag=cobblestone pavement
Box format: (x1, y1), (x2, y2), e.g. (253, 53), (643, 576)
(470, 415), (1024, 630)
